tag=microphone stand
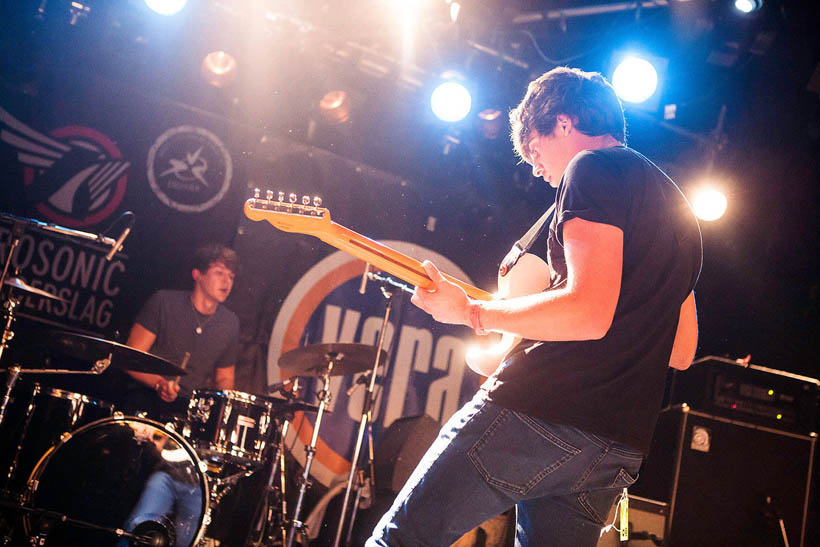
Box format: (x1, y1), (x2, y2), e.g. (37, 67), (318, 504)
(332, 274), (410, 547)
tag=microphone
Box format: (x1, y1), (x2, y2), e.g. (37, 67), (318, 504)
(105, 211), (135, 261)
(345, 373), (371, 396)
(359, 263), (372, 294)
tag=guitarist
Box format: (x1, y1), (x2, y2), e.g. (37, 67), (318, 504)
(367, 67), (702, 546)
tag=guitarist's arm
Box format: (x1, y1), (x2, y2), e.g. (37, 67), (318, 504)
(668, 291), (697, 370)
(413, 218), (622, 342)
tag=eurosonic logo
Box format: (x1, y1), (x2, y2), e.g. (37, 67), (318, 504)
(0, 106), (129, 228)
(268, 244), (482, 487)
(146, 125), (232, 213)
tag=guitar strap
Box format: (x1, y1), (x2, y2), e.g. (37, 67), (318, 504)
(498, 202), (556, 277)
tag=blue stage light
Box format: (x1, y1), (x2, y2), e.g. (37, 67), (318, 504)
(144, 0), (187, 16)
(734, 0), (763, 14)
(612, 56), (659, 104)
(430, 81), (472, 122)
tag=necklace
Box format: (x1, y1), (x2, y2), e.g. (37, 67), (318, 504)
(191, 299), (216, 335)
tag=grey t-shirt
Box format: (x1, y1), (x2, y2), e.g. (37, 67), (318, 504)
(136, 289), (239, 393)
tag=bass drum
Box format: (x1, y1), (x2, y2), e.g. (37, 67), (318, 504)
(22, 416), (209, 547)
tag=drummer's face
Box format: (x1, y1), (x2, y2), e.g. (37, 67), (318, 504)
(193, 261), (235, 303)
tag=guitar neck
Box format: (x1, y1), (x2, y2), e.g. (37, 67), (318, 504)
(317, 221), (492, 301)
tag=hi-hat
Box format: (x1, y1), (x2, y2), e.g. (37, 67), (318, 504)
(278, 343), (387, 377)
(3, 277), (67, 301)
(48, 330), (187, 376)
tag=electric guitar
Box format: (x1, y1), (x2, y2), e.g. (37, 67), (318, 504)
(244, 191), (549, 375)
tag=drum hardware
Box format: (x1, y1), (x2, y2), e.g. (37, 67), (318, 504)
(283, 351), (336, 547)
(276, 342), (389, 547)
(0, 212), (126, 380)
(247, 378), (304, 547)
(0, 497), (165, 546)
(334, 275), (407, 547)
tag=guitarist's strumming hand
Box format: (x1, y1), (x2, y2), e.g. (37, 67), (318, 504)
(411, 260), (473, 328)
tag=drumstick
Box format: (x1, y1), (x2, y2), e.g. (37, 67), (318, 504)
(171, 351), (190, 387)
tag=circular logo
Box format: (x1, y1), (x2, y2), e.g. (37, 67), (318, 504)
(146, 125), (232, 213)
(268, 244), (480, 486)
(23, 126), (129, 228)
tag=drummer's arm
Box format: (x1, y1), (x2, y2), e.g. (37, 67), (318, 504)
(125, 322), (177, 400)
(214, 366), (235, 390)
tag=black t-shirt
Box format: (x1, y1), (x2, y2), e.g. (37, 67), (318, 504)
(136, 289), (239, 393)
(488, 146), (702, 453)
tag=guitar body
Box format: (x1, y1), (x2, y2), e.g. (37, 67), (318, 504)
(465, 253), (550, 377)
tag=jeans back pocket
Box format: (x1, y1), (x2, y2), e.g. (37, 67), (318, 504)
(468, 410), (580, 495)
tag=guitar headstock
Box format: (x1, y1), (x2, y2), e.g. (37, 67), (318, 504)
(244, 189), (332, 235)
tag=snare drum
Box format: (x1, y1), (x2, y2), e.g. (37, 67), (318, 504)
(23, 416), (209, 547)
(184, 389), (274, 466)
(2, 384), (114, 494)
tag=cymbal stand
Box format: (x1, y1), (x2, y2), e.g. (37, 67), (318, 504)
(249, 378), (301, 547)
(334, 278), (408, 547)
(0, 354), (111, 427)
(1, 215), (119, 424)
(286, 361), (334, 547)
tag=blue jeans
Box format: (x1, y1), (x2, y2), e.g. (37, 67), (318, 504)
(121, 471), (203, 547)
(366, 389), (643, 547)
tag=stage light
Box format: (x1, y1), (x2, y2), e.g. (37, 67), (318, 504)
(734, 0), (762, 14)
(201, 51), (237, 88)
(319, 90), (351, 124)
(448, 1), (462, 23)
(612, 56), (659, 104)
(144, 0), (187, 16)
(691, 188), (728, 221)
(431, 80), (472, 122)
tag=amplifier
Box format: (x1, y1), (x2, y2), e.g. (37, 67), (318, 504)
(669, 355), (819, 434)
(632, 405), (817, 546)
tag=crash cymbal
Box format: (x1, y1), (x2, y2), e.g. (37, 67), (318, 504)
(47, 330), (187, 376)
(278, 343), (387, 377)
(3, 277), (67, 301)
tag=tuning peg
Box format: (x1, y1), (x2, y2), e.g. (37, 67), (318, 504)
(313, 196), (322, 207)
(278, 191), (285, 202)
(288, 193), (297, 204)
(253, 188), (260, 199)
(302, 195), (310, 206)
(266, 190), (273, 201)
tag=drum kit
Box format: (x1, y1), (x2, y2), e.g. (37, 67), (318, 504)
(0, 308), (382, 546)
(0, 216), (400, 546)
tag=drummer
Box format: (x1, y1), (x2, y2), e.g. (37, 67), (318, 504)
(123, 243), (240, 417)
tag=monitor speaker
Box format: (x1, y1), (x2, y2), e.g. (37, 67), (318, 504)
(632, 405), (816, 546)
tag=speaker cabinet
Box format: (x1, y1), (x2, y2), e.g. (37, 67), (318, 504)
(632, 405), (816, 546)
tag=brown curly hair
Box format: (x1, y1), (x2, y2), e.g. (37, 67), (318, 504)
(510, 67), (626, 162)
(192, 243), (239, 275)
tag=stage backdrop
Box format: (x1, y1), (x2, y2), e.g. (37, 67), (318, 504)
(1, 70), (549, 487)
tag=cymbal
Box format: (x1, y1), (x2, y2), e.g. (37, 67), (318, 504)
(47, 330), (187, 376)
(3, 277), (67, 302)
(278, 343), (387, 377)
